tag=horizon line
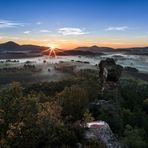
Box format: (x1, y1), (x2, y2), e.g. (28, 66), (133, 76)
(0, 41), (148, 50)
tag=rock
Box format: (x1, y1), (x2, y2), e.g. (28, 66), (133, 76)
(99, 58), (123, 90)
(76, 143), (82, 148)
(84, 121), (121, 148)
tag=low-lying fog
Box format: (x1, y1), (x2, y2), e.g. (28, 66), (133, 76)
(0, 52), (148, 84)
(1, 52), (148, 72)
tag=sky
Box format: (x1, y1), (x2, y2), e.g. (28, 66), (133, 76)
(0, 0), (148, 49)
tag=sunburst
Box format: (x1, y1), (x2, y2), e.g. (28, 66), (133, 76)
(47, 44), (57, 50)
(43, 43), (68, 57)
(43, 44), (57, 57)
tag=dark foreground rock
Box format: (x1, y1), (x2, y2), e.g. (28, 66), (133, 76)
(84, 121), (121, 148)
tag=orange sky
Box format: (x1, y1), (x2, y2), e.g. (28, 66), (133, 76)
(1, 36), (148, 49)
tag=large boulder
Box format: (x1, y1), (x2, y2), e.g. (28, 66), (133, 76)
(99, 58), (123, 89)
(84, 121), (121, 148)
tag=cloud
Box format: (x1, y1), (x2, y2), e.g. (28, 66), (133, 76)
(58, 27), (88, 35)
(24, 31), (31, 34)
(40, 29), (50, 33)
(105, 26), (128, 31)
(0, 20), (24, 28)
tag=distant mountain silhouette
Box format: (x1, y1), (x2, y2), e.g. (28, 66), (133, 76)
(117, 47), (148, 52)
(74, 45), (114, 52)
(0, 41), (20, 51)
(0, 41), (148, 56)
(73, 45), (148, 54)
(0, 41), (48, 53)
(58, 49), (104, 56)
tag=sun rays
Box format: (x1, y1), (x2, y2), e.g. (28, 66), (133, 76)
(42, 43), (68, 57)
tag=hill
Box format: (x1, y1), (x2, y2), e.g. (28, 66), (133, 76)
(0, 41), (48, 53)
(73, 45), (148, 54)
(0, 41), (148, 57)
(74, 45), (114, 52)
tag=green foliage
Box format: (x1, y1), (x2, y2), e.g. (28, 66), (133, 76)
(57, 85), (89, 121)
(83, 109), (94, 123)
(25, 79), (76, 96)
(0, 68), (148, 147)
(78, 69), (100, 101)
(121, 125), (147, 148)
(119, 78), (148, 110)
(98, 106), (123, 134)
(143, 98), (148, 113)
(0, 82), (79, 147)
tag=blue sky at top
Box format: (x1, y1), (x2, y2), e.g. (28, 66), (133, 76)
(0, 0), (148, 48)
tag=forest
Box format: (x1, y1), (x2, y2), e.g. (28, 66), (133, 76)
(0, 58), (148, 148)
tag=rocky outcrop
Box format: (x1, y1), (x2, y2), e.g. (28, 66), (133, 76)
(99, 58), (123, 90)
(84, 121), (121, 148)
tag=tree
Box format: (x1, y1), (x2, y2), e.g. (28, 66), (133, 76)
(121, 125), (147, 148)
(143, 98), (148, 113)
(83, 109), (94, 124)
(57, 85), (89, 121)
(0, 83), (65, 147)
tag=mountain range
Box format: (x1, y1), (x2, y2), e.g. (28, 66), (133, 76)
(0, 41), (148, 56)
(73, 45), (148, 54)
(0, 41), (48, 53)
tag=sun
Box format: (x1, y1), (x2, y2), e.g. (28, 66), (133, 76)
(47, 43), (57, 49)
(43, 43), (58, 57)
(43, 43), (65, 57)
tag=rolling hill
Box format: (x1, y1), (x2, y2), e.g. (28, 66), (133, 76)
(0, 41), (148, 57)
